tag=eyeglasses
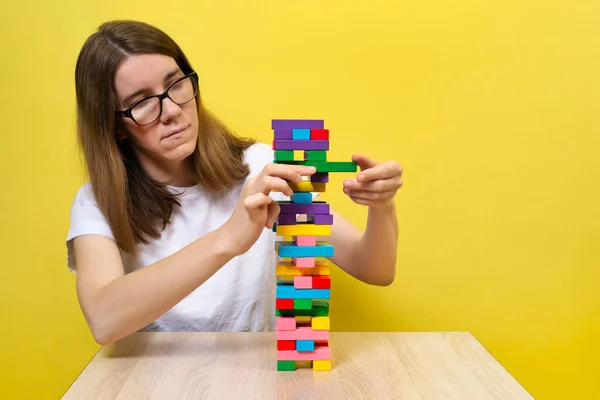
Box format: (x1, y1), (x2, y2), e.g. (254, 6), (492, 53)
(116, 72), (198, 126)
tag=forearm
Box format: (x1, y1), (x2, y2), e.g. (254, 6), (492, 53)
(86, 228), (233, 343)
(351, 200), (398, 285)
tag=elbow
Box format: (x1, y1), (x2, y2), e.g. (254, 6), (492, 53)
(86, 311), (121, 345)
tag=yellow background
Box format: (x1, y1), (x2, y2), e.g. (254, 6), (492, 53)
(1, 1), (598, 399)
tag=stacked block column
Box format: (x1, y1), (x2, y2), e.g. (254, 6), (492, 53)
(271, 119), (357, 371)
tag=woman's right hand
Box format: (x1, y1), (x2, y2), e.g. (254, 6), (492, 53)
(221, 163), (316, 257)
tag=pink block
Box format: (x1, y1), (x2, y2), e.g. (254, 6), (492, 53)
(292, 257), (315, 268)
(293, 236), (317, 246)
(276, 317), (296, 331)
(276, 327), (330, 341)
(277, 346), (331, 361)
(294, 276), (313, 289)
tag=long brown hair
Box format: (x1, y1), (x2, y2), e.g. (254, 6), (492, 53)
(75, 20), (255, 256)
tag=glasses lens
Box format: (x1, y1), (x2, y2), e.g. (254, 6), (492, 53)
(131, 97), (161, 125)
(168, 76), (197, 104)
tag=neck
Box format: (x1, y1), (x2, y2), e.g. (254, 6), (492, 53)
(135, 149), (196, 187)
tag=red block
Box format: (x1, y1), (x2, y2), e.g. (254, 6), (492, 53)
(277, 340), (296, 351)
(276, 299), (294, 310)
(312, 276), (331, 289)
(310, 129), (329, 140)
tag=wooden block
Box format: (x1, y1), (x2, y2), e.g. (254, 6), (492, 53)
(276, 161), (357, 173)
(307, 214), (333, 225)
(291, 192), (313, 204)
(287, 181), (326, 193)
(276, 285), (330, 299)
(296, 340), (315, 352)
(276, 223), (330, 237)
(310, 129), (329, 140)
(310, 172), (329, 183)
(304, 150), (327, 161)
(292, 128), (311, 140)
(294, 236), (317, 246)
(278, 340), (296, 351)
(272, 119), (324, 130)
(312, 360), (332, 371)
(294, 276), (312, 289)
(277, 360), (296, 371)
(277, 346), (331, 361)
(277, 214), (297, 225)
(311, 316), (330, 330)
(277, 201), (329, 215)
(293, 150), (305, 161)
(277, 304), (329, 317)
(312, 276), (331, 289)
(294, 299), (313, 310)
(292, 257), (315, 268)
(276, 241), (334, 258)
(276, 327), (329, 341)
(274, 150), (294, 161)
(276, 316), (297, 331)
(273, 129), (292, 140)
(276, 299), (294, 310)
(276, 261), (330, 276)
(295, 316), (312, 323)
(273, 140), (329, 151)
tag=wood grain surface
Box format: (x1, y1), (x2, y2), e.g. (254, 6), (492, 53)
(61, 332), (533, 399)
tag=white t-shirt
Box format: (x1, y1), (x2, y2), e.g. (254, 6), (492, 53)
(66, 142), (314, 332)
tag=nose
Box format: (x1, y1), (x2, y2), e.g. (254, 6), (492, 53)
(159, 96), (182, 123)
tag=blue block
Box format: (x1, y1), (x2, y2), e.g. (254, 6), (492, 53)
(292, 128), (311, 140)
(297, 340), (315, 352)
(291, 192), (312, 204)
(276, 242), (334, 258)
(276, 285), (331, 299)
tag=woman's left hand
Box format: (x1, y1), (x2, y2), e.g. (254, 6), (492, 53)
(342, 154), (403, 208)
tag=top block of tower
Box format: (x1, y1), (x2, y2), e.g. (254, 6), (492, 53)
(272, 119), (324, 130)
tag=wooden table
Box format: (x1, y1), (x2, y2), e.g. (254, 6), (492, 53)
(62, 332), (533, 399)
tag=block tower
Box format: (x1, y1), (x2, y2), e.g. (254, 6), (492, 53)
(271, 119), (357, 371)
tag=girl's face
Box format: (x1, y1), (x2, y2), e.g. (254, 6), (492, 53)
(114, 53), (199, 175)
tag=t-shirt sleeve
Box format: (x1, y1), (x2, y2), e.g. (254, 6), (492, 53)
(65, 183), (115, 273)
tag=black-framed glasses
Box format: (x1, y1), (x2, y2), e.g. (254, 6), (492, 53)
(116, 71), (198, 126)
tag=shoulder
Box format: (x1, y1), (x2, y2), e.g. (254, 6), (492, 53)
(71, 182), (97, 205)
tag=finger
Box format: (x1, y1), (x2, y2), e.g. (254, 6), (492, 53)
(243, 192), (273, 210)
(348, 196), (373, 207)
(344, 177), (402, 192)
(260, 163), (316, 184)
(344, 188), (397, 200)
(352, 154), (378, 171)
(265, 201), (280, 229)
(255, 176), (295, 197)
(357, 161), (401, 183)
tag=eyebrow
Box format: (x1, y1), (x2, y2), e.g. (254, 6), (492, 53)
(121, 68), (183, 107)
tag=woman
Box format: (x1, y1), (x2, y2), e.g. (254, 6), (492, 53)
(67, 20), (403, 344)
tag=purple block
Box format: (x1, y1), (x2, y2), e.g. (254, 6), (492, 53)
(308, 214), (334, 225)
(273, 140), (329, 151)
(274, 129), (292, 139)
(272, 119), (324, 130)
(277, 214), (297, 225)
(278, 201), (330, 215)
(310, 172), (329, 183)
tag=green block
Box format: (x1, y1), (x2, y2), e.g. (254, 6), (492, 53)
(275, 150), (294, 161)
(294, 298), (312, 310)
(274, 161), (357, 172)
(277, 360), (296, 371)
(304, 150), (327, 161)
(276, 304), (329, 317)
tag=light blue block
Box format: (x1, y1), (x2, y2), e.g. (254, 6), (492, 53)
(276, 285), (331, 299)
(297, 340), (315, 352)
(276, 242), (334, 258)
(292, 128), (311, 140)
(291, 192), (312, 204)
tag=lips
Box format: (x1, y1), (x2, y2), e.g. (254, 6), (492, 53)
(163, 125), (188, 140)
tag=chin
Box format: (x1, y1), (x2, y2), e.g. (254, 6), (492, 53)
(164, 138), (197, 162)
